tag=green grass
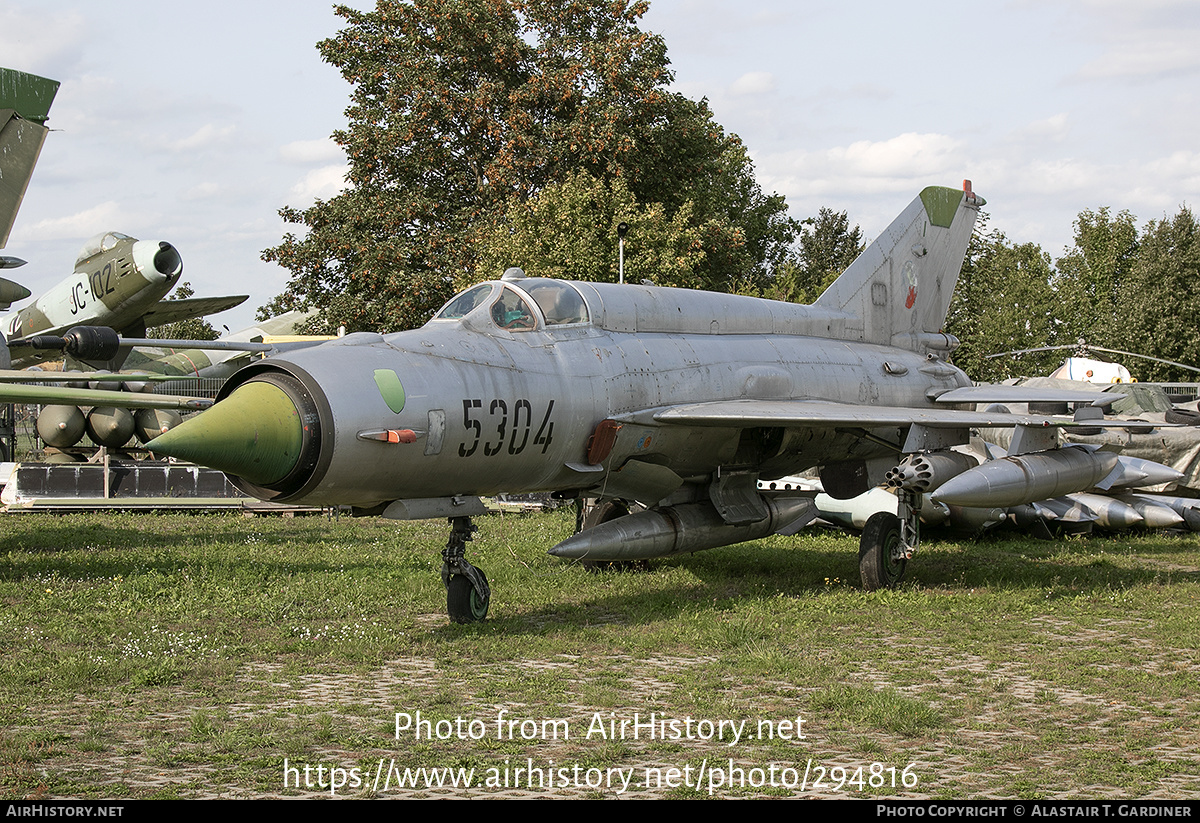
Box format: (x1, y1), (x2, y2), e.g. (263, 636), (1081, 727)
(0, 509), (1197, 798)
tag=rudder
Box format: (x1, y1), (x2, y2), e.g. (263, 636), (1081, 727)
(814, 181), (983, 352)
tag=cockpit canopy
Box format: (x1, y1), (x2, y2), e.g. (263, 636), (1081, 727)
(432, 278), (589, 332)
(75, 231), (133, 268)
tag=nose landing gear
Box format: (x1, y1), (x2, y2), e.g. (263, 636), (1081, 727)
(442, 516), (491, 622)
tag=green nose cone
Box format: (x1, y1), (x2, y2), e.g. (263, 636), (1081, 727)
(148, 380), (303, 486)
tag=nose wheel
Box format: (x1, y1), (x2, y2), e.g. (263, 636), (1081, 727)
(441, 516), (491, 623)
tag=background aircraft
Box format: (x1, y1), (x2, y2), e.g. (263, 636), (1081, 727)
(147, 183), (1175, 623)
(0, 67), (54, 312)
(3, 67), (246, 370)
(0, 67), (57, 254)
(0, 67), (229, 459)
(1, 230), (248, 369)
(31, 311), (322, 453)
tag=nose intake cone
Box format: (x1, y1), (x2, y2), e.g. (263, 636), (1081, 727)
(149, 379), (304, 486)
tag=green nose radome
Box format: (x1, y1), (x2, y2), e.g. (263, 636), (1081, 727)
(148, 380), (304, 486)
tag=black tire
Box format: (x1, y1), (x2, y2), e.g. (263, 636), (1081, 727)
(447, 568), (489, 623)
(859, 512), (906, 590)
(1165, 408), (1200, 426)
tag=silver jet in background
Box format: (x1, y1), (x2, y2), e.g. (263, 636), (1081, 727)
(150, 183), (1159, 622)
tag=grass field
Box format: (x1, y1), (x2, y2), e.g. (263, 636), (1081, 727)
(0, 508), (1197, 799)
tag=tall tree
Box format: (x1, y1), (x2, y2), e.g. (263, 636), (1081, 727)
(776, 208), (863, 303)
(474, 171), (710, 287)
(947, 217), (1061, 382)
(1053, 207), (1139, 344)
(262, 0), (796, 332)
(1114, 206), (1200, 382)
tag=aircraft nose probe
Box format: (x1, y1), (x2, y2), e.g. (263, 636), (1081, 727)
(149, 369), (491, 622)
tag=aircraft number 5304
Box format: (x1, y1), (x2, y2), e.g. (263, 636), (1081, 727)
(458, 398), (555, 458)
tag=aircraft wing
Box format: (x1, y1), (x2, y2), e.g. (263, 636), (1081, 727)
(0, 382), (211, 410)
(0, 68), (59, 248)
(142, 295), (249, 328)
(643, 399), (1143, 431)
(932, 385), (1124, 407)
(0, 369), (196, 384)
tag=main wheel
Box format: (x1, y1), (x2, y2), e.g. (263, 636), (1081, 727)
(859, 511), (906, 590)
(447, 569), (489, 623)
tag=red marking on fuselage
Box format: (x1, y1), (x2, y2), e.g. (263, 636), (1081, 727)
(905, 286), (917, 309)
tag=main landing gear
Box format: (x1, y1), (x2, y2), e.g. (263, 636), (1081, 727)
(858, 489), (920, 590)
(442, 516), (490, 623)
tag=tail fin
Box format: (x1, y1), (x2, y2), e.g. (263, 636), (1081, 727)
(0, 68), (60, 249)
(814, 182), (982, 352)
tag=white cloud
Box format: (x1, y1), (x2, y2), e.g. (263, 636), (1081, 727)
(1012, 113), (1070, 143)
(22, 201), (127, 242)
(765, 133), (965, 192)
(0, 7), (88, 77)
(169, 124), (237, 152)
(288, 164), (349, 204)
(833, 133), (964, 178)
(185, 182), (222, 200)
(280, 138), (344, 165)
(728, 72), (775, 96)
(1077, 33), (1200, 80)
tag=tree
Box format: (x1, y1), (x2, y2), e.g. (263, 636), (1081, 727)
(261, 0), (796, 332)
(766, 208), (862, 303)
(946, 217), (1061, 382)
(1053, 207), (1139, 344)
(1114, 206), (1200, 382)
(147, 282), (219, 341)
(474, 171), (710, 287)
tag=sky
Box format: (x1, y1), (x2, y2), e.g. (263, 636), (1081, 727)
(2, 0), (1199, 333)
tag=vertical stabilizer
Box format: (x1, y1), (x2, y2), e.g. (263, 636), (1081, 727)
(814, 182), (982, 352)
(0, 68), (60, 249)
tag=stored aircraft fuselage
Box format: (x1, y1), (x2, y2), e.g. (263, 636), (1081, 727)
(186, 274), (972, 510)
(3, 231), (182, 365)
(160, 185), (1096, 620)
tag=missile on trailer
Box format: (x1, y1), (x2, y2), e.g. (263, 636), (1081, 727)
(944, 504), (1007, 533)
(135, 407), (183, 444)
(1031, 497), (1098, 524)
(1095, 455), (1185, 491)
(1112, 493), (1190, 529)
(86, 406), (135, 449)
